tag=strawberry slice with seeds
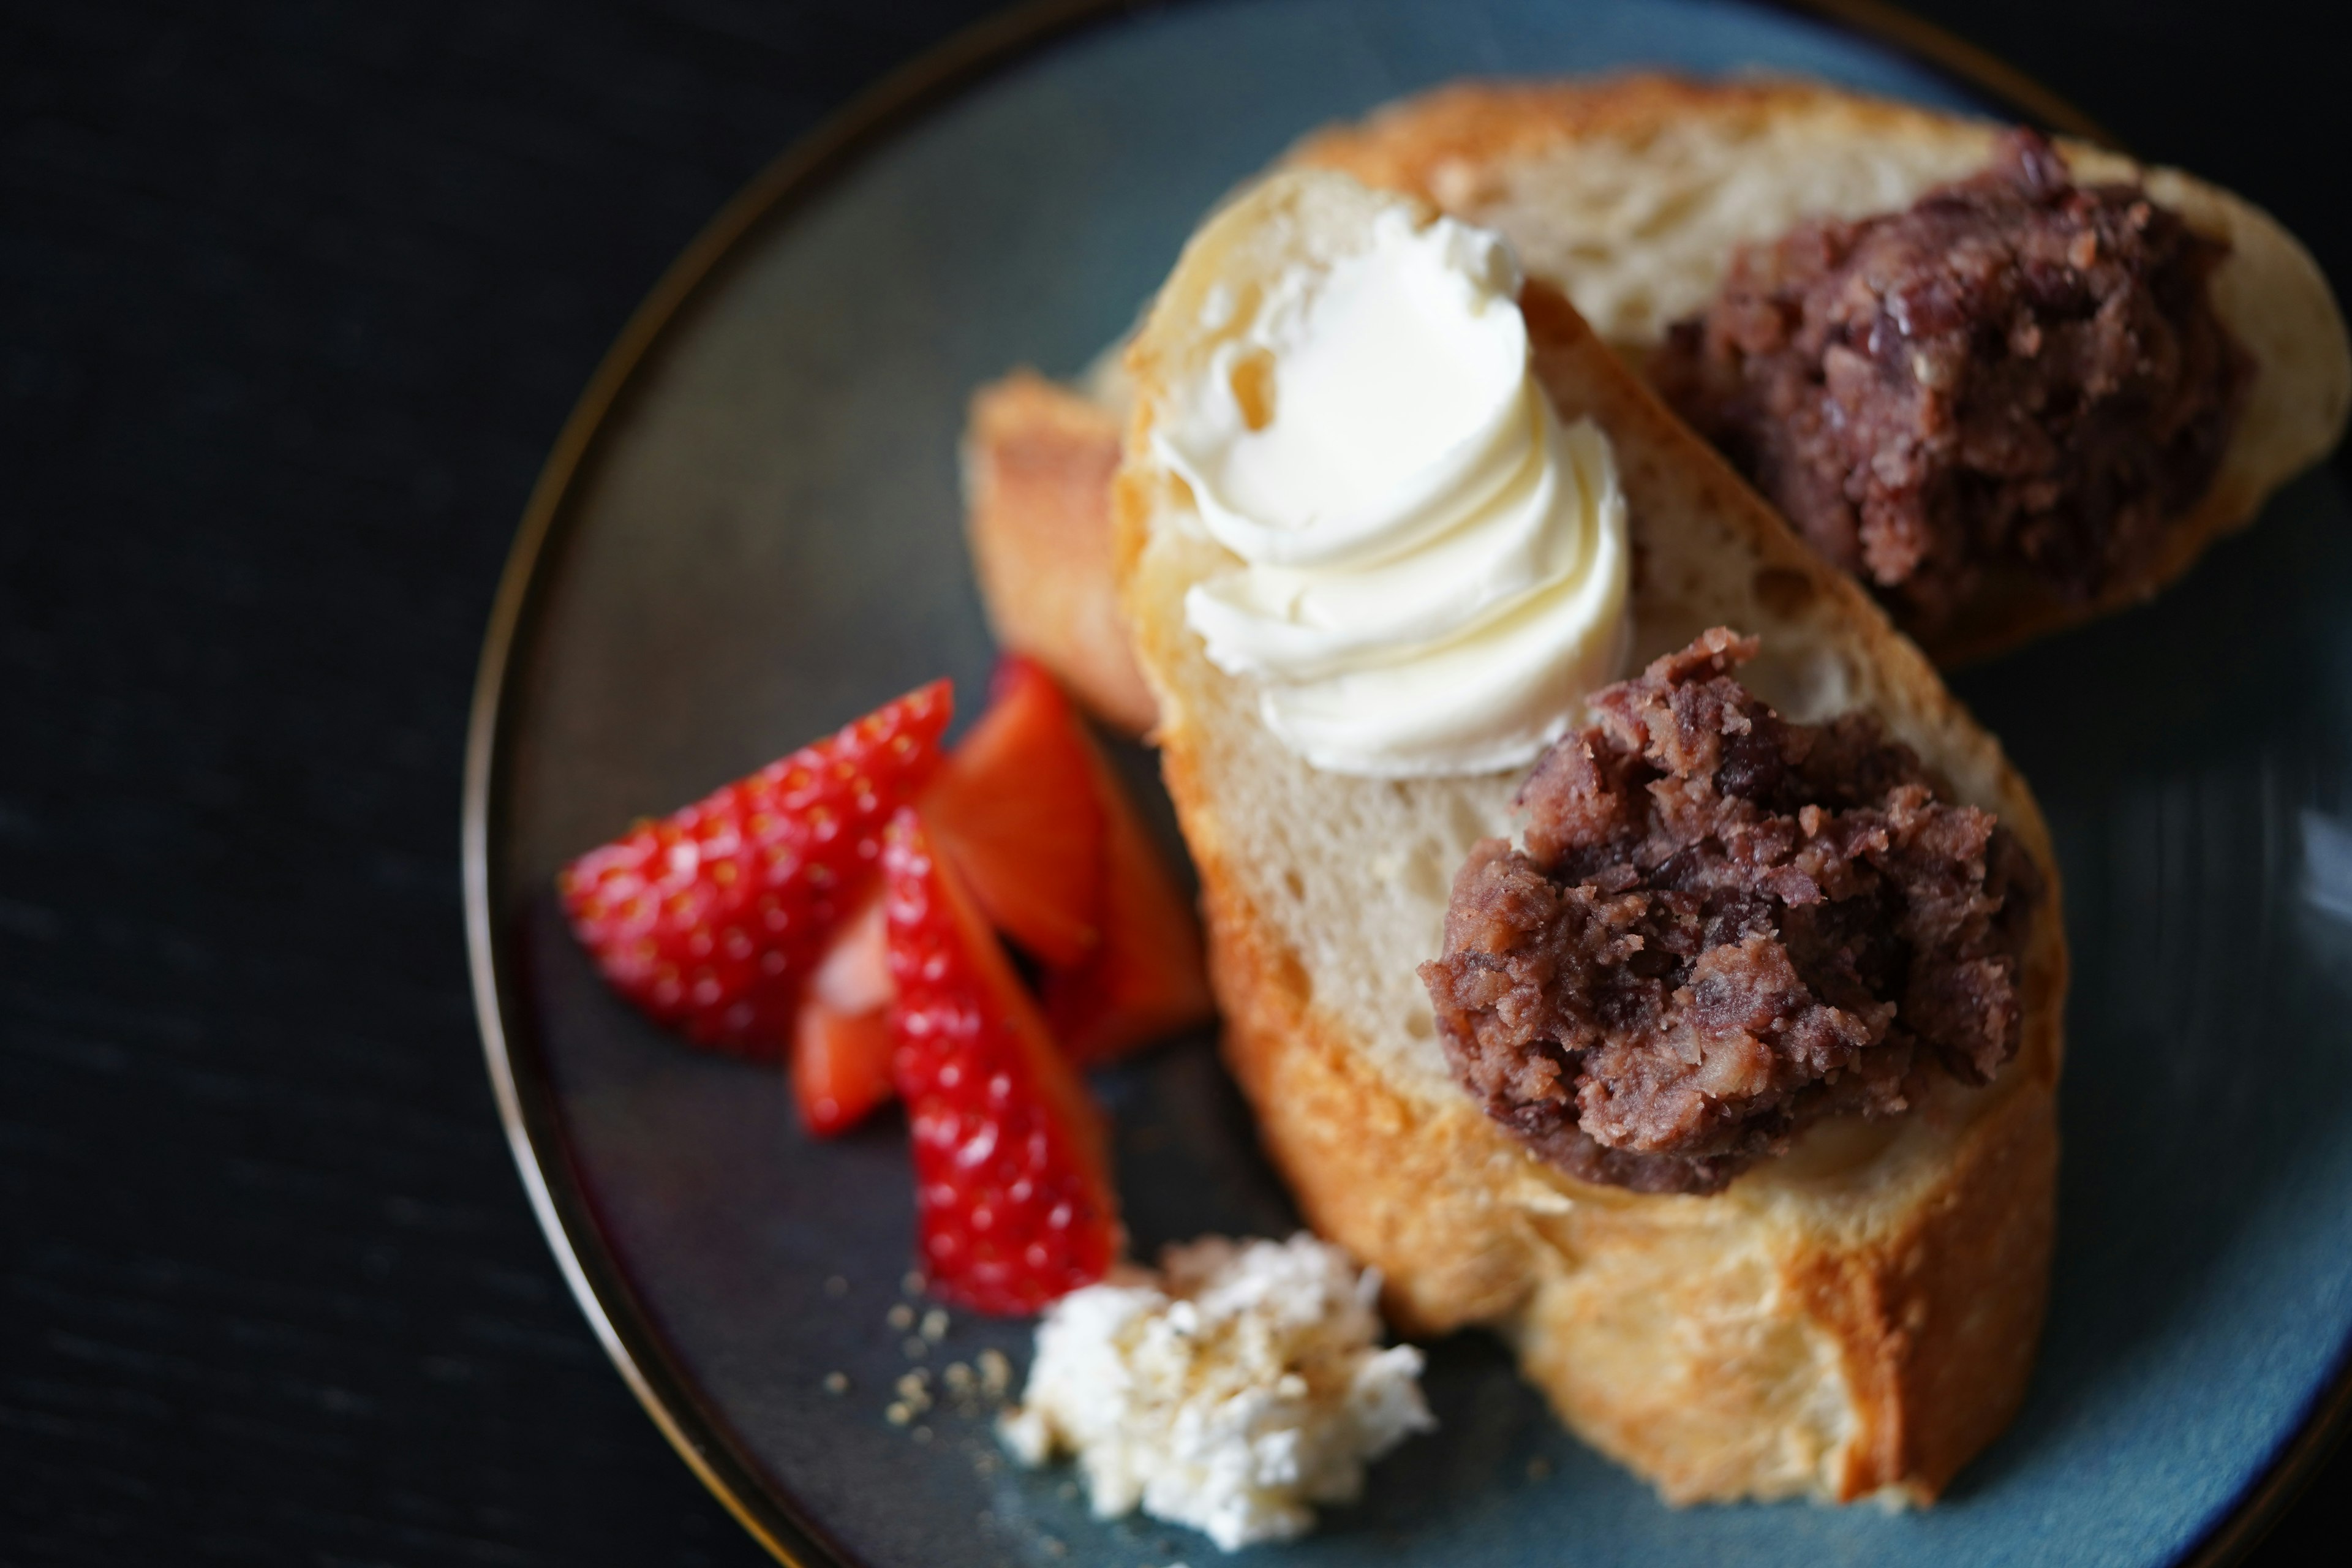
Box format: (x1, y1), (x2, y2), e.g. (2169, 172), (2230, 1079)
(808, 884), (892, 1016)
(924, 655), (1105, 968)
(883, 809), (1120, 1313)
(793, 887), (897, 1136)
(1046, 737), (1216, 1065)
(559, 680), (951, 1055)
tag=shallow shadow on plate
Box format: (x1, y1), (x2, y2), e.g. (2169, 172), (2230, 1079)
(1945, 470), (2352, 1502)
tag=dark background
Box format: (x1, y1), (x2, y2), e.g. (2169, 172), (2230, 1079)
(2, 0), (2344, 1562)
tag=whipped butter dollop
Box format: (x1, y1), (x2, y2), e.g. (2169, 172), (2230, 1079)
(1163, 206), (1631, 776)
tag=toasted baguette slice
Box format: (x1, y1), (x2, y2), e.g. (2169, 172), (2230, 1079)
(962, 371), (1156, 735)
(1114, 170), (2068, 1506)
(970, 75), (2348, 714)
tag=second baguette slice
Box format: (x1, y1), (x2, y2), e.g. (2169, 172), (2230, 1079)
(1115, 170), (2067, 1506)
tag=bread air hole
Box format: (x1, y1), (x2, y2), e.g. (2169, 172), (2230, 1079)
(1229, 347), (1278, 431)
(1403, 846), (1452, 907)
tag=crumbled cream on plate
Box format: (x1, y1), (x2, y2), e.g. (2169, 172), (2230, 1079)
(1000, 1232), (1433, 1550)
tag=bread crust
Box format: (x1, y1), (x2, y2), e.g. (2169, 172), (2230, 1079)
(1287, 75), (1959, 204)
(1114, 170), (2068, 1504)
(963, 371), (1157, 734)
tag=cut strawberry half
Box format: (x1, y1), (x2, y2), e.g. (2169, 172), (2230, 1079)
(1046, 741), (1216, 1065)
(792, 999), (896, 1137)
(883, 809), (1120, 1313)
(809, 884), (891, 1016)
(559, 681), (952, 1055)
(792, 886), (897, 1136)
(923, 655), (1104, 969)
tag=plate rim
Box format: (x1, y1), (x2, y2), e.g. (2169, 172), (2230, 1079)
(458, 1), (2345, 1562)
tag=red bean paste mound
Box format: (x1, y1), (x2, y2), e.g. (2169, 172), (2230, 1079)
(1651, 129), (2250, 634)
(1418, 630), (2040, 1196)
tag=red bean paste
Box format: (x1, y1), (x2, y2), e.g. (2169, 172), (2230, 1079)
(1419, 630), (2039, 1195)
(1652, 130), (2250, 633)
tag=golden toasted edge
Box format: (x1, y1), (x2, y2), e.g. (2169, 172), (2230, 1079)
(1284, 73), (1978, 203)
(1110, 168), (2066, 1502)
(962, 371), (1158, 735)
(1290, 73), (2350, 665)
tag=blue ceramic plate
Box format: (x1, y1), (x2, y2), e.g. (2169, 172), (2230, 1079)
(464, 2), (2352, 1563)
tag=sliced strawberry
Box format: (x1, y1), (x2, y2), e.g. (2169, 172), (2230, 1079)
(809, 884), (892, 1016)
(559, 681), (952, 1055)
(793, 886), (899, 1135)
(924, 655), (1104, 968)
(1046, 741), (1216, 1064)
(883, 809), (1120, 1313)
(792, 999), (896, 1136)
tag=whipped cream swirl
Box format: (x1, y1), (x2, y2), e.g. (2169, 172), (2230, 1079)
(1164, 207), (1631, 777)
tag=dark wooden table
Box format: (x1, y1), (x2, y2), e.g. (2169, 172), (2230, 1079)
(4, 1), (2343, 1561)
